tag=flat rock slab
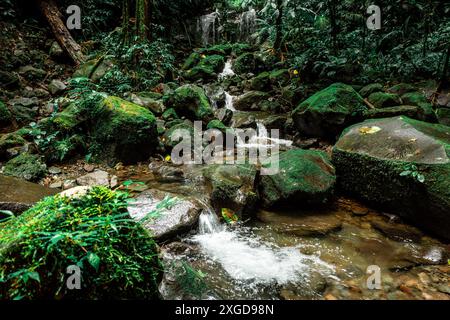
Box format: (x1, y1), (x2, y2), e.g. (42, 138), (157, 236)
(0, 174), (56, 213)
(257, 210), (342, 237)
(128, 189), (203, 241)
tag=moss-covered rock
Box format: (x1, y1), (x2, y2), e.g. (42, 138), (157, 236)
(269, 69), (290, 87)
(363, 105), (424, 121)
(368, 92), (401, 108)
(162, 120), (194, 148)
(259, 149), (336, 208)
(166, 84), (213, 121)
(332, 116), (450, 240)
(0, 101), (12, 125)
(234, 52), (256, 74)
(198, 55), (225, 73)
(182, 52), (202, 70)
(387, 83), (416, 96)
(203, 164), (259, 218)
(292, 83), (367, 139)
(0, 133), (28, 160)
(436, 108), (450, 126)
(91, 96), (158, 164)
(401, 92), (436, 122)
(359, 83), (383, 98)
(250, 72), (271, 91)
(130, 93), (165, 115)
(3, 153), (47, 182)
(234, 91), (270, 111)
(185, 65), (216, 81)
(206, 119), (228, 132)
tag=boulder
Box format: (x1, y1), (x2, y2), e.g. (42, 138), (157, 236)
(367, 92), (401, 108)
(130, 93), (165, 114)
(436, 108), (450, 126)
(259, 149), (336, 208)
(0, 133), (28, 160)
(250, 72), (271, 91)
(387, 83), (416, 96)
(234, 91), (270, 111)
(0, 174), (56, 213)
(91, 96), (158, 164)
(3, 153), (47, 182)
(162, 120), (194, 149)
(48, 79), (67, 95)
(128, 189), (203, 241)
(165, 84), (213, 121)
(363, 105), (425, 121)
(76, 170), (110, 187)
(332, 116), (450, 240)
(292, 83), (367, 139)
(203, 164), (259, 218)
(400, 92), (436, 121)
(359, 83), (383, 98)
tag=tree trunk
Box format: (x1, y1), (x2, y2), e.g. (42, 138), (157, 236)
(135, 0), (151, 41)
(273, 0), (284, 52)
(328, 0), (338, 54)
(437, 44), (450, 92)
(37, 0), (84, 65)
(121, 0), (132, 46)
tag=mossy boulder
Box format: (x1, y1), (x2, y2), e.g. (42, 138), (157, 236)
(234, 52), (257, 74)
(166, 84), (213, 121)
(198, 55), (225, 73)
(3, 153), (47, 182)
(0, 101), (12, 125)
(368, 92), (401, 108)
(332, 116), (450, 240)
(401, 92), (436, 122)
(359, 83), (384, 98)
(387, 83), (416, 96)
(259, 149), (336, 208)
(250, 72), (271, 91)
(130, 93), (165, 115)
(0, 133), (27, 160)
(292, 83), (367, 139)
(185, 65), (216, 81)
(162, 120), (194, 148)
(91, 96), (158, 164)
(206, 119), (228, 132)
(73, 56), (115, 82)
(436, 108), (450, 126)
(269, 69), (290, 87)
(363, 105), (426, 121)
(162, 108), (179, 121)
(234, 91), (270, 111)
(203, 164), (259, 219)
(182, 52), (202, 70)
(184, 54), (225, 81)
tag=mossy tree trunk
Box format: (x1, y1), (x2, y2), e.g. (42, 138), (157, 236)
(135, 0), (151, 42)
(121, 0), (151, 44)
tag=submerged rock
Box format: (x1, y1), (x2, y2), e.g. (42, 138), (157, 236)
(203, 164), (258, 218)
(3, 153), (47, 182)
(0, 174), (56, 213)
(259, 149), (336, 208)
(292, 83), (367, 139)
(128, 189), (203, 241)
(332, 116), (450, 240)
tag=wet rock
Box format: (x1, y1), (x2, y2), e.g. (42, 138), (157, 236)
(215, 108), (233, 126)
(48, 79), (67, 95)
(332, 116), (450, 240)
(162, 120), (194, 149)
(359, 83), (383, 98)
(363, 105), (426, 121)
(3, 153), (47, 182)
(76, 170), (110, 186)
(292, 83), (367, 139)
(164, 84), (213, 121)
(371, 219), (423, 242)
(0, 174), (56, 213)
(203, 164), (258, 218)
(128, 189), (203, 241)
(258, 210), (342, 237)
(234, 91), (270, 111)
(259, 149), (336, 208)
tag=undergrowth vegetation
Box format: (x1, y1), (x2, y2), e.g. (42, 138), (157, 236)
(0, 187), (163, 300)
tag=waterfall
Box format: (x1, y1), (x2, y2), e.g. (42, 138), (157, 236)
(236, 122), (293, 149)
(218, 59), (235, 80)
(239, 8), (257, 42)
(198, 10), (221, 46)
(198, 210), (225, 234)
(224, 92), (236, 111)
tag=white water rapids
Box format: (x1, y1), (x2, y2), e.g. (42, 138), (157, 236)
(191, 211), (335, 286)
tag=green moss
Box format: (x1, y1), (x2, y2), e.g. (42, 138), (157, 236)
(182, 52), (202, 70)
(162, 108), (179, 121)
(436, 108), (450, 126)
(359, 83), (383, 98)
(198, 55), (225, 73)
(91, 96), (157, 164)
(0, 101), (11, 124)
(400, 93), (435, 121)
(207, 120), (228, 132)
(168, 84), (213, 121)
(163, 121), (194, 148)
(234, 52), (256, 74)
(0, 133), (27, 159)
(0, 187), (161, 300)
(185, 65), (216, 81)
(269, 69), (290, 86)
(260, 149), (336, 208)
(292, 83), (367, 138)
(368, 92), (401, 108)
(3, 153), (47, 182)
(250, 72), (271, 91)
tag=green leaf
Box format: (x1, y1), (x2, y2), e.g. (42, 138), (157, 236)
(87, 252), (101, 272)
(417, 174), (425, 183)
(28, 271), (40, 283)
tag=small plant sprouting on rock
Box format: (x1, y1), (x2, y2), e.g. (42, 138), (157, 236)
(400, 164), (425, 183)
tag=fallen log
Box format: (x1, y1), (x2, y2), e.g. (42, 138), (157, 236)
(36, 0), (85, 65)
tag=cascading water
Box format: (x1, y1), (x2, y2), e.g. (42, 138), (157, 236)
(224, 92), (236, 111)
(236, 122), (293, 149)
(219, 59), (235, 80)
(239, 8), (257, 42)
(198, 10), (221, 46)
(191, 211), (335, 289)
